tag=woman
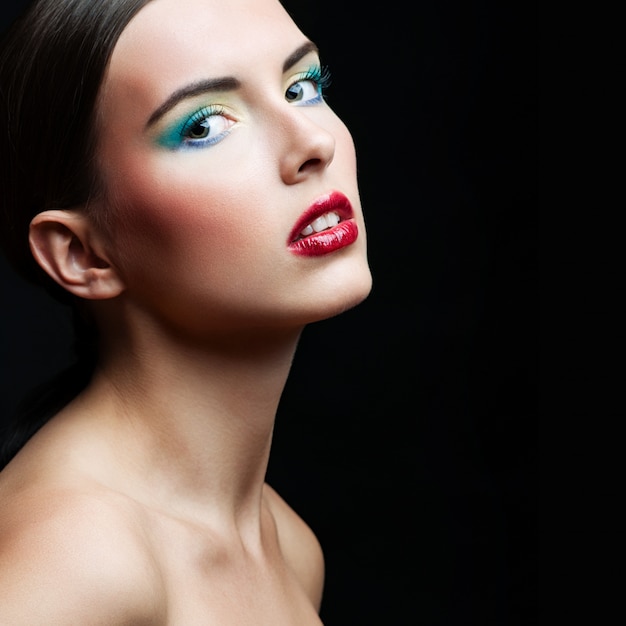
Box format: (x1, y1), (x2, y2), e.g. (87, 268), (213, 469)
(0, 0), (372, 622)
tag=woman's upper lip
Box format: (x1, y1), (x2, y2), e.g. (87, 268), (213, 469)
(288, 191), (354, 243)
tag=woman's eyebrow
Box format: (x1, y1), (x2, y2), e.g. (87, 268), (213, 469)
(146, 77), (240, 128)
(283, 40), (319, 73)
(146, 41), (320, 129)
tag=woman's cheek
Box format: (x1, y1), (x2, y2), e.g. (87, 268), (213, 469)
(109, 172), (257, 279)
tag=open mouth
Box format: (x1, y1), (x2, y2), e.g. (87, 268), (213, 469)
(287, 191), (358, 256)
(294, 211), (341, 241)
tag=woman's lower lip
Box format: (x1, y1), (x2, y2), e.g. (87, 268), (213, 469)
(287, 220), (358, 256)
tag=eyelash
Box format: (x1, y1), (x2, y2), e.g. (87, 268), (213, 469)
(180, 105), (228, 140)
(293, 65), (332, 98)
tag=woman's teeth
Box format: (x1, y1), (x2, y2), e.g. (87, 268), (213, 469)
(299, 211), (340, 237)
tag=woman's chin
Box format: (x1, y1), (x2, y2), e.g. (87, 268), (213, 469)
(307, 269), (373, 323)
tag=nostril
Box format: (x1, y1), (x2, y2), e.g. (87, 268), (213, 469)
(298, 158), (322, 173)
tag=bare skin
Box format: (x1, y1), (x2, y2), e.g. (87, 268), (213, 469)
(0, 0), (371, 623)
(0, 335), (327, 624)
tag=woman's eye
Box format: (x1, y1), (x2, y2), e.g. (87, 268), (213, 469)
(285, 79), (323, 105)
(187, 119), (211, 139)
(285, 66), (331, 106)
(157, 107), (234, 150)
(181, 111), (233, 146)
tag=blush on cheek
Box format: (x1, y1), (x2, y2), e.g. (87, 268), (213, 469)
(108, 177), (249, 269)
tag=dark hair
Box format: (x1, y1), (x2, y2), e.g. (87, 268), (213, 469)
(0, 0), (151, 468)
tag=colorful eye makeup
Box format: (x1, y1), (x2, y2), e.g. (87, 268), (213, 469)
(156, 64), (332, 151)
(157, 105), (234, 150)
(286, 65), (332, 105)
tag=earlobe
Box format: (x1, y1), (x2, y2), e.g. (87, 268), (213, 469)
(29, 210), (125, 300)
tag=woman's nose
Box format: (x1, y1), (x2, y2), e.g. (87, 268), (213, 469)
(278, 109), (336, 185)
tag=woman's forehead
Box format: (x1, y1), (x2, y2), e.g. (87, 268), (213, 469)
(112, 0), (302, 68)
(103, 0), (306, 100)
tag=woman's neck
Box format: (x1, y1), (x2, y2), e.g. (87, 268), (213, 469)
(57, 321), (304, 527)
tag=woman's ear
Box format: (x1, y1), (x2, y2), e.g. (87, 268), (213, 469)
(29, 209), (125, 300)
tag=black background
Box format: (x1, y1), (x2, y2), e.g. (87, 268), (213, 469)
(1, 1), (536, 624)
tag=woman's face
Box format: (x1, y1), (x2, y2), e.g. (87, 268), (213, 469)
(95, 0), (372, 335)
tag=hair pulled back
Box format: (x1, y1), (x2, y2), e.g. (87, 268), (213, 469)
(0, 0), (151, 467)
(0, 0), (151, 290)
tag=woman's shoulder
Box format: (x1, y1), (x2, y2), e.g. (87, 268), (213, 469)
(263, 482), (325, 611)
(0, 482), (165, 624)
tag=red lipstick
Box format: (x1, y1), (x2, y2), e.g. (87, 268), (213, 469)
(287, 191), (358, 257)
